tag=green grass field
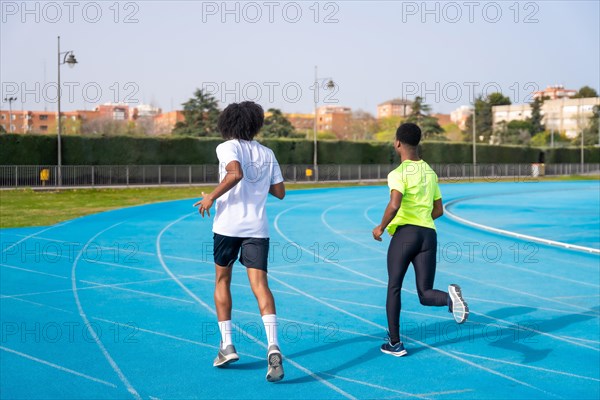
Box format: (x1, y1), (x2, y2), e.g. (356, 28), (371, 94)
(0, 176), (597, 228)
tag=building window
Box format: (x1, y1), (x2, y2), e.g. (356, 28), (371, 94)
(40, 125), (48, 131)
(40, 115), (48, 121)
(1, 115), (4, 120)
(113, 109), (126, 120)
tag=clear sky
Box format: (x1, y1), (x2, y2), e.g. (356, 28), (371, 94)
(1, 1), (599, 115)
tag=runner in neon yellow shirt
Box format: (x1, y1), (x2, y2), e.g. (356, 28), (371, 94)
(386, 159), (442, 234)
(372, 123), (469, 357)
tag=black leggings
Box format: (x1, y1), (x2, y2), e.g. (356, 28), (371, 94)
(386, 224), (448, 344)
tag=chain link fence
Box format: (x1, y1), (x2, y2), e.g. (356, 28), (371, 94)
(0, 164), (598, 188)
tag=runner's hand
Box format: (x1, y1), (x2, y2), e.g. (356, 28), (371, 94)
(193, 192), (213, 217)
(372, 225), (384, 241)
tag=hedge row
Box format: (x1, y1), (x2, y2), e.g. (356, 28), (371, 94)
(1, 134), (598, 165)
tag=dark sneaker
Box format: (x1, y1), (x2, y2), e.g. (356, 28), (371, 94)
(380, 340), (408, 357)
(266, 345), (284, 382)
(213, 344), (239, 367)
(448, 284), (469, 324)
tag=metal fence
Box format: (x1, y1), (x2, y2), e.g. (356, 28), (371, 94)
(0, 164), (598, 188)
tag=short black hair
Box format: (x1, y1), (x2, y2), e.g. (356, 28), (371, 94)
(395, 123), (421, 146)
(218, 101), (264, 141)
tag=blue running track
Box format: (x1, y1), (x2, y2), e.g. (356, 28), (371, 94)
(1, 180), (599, 399)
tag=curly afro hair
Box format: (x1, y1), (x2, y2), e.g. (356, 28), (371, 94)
(217, 101), (264, 141)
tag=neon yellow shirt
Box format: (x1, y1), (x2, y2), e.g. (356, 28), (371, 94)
(387, 160), (442, 234)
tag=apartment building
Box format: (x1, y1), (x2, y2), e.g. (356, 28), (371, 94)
(377, 99), (412, 119)
(316, 105), (352, 138)
(492, 97), (600, 138)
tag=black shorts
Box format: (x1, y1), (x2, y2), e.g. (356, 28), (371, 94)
(213, 233), (269, 271)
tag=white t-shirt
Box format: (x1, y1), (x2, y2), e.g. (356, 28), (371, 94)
(212, 139), (284, 238)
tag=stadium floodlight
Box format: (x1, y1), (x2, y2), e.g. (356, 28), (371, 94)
(313, 66), (335, 182)
(57, 36), (78, 186)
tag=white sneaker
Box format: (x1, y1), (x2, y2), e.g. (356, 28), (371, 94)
(266, 345), (284, 382)
(213, 344), (239, 367)
(448, 284), (469, 324)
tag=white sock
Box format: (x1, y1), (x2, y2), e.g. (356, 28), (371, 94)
(218, 320), (233, 349)
(262, 314), (279, 347)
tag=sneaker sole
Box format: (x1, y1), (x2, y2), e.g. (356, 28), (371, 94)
(380, 347), (408, 357)
(213, 353), (240, 368)
(266, 351), (284, 382)
(449, 284), (469, 324)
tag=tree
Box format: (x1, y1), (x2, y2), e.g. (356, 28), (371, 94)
(529, 130), (571, 147)
(528, 97), (545, 135)
(172, 89), (220, 136)
(465, 92), (511, 143)
(261, 108), (295, 138)
(374, 116), (403, 142)
(499, 120), (533, 145)
(348, 110), (377, 140)
(575, 105), (600, 146)
(572, 86), (598, 99)
(404, 96), (444, 139)
(81, 117), (128, 136)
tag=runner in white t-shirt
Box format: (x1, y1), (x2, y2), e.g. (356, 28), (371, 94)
(194, 101), (285, 382)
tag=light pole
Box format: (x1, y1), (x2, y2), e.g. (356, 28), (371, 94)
(3, 96), (17, 133)
(578, 98), (584, 172)
(313, 65), (335, 182)
(57, 35), (78, 186)
(471, 104), (477, 167)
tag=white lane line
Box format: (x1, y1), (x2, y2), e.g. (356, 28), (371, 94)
(80, 279), (195, 304)
(554, 294), (600, 300)
(72, 222), (141, 400)
(0, 345), (117, 388)
(80, 258), (165, 275)
(0, 263), (68, 279)
(182, 275), (300, 297)
(558, 335), (600, 345)
(1, 221), (70, 253)
(318, 372), (430, 400)
(37, 250), (166, 275)
(269, 257), (380, 272)
(362, 204), (381, 226)
(8, 234), (214, 266)
(155, 212), (357, 400)
(443, 198), (600, 255)
(321, 203), (383, 253)
(451, 350), (600, 382)
(472, 311), (599, 352)
(270, 270), (385, 288)
(441, 268), (596, 313)
(91, 317), (263, 361)
(1, 273), (213, 300)
(416, 389), (475, 397)
(467, 296), (598, 317)
(1, 294), (76, 314)
(233, 309), (383, 341)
